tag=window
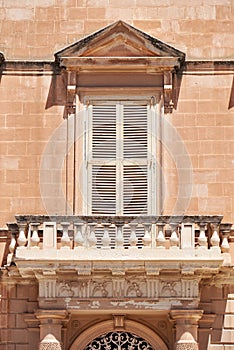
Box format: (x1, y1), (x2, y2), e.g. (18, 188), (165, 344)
(84, 99), (157, 216)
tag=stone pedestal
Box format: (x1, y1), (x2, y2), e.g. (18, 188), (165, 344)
(170, 310), (203, 350)
(35, 310), (68, 350)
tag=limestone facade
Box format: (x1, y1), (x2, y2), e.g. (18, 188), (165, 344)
(0, 1), (234, 349)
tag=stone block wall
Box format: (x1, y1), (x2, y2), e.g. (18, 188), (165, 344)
(0, 1), (233, 226)
(0, 0), (233, 60)
(164, 73), (234, 223)
(0, 279), (39, 349)
(0, 73), (64, 226)
(199, 285), (234, 349)
(0, 3), (234, 350)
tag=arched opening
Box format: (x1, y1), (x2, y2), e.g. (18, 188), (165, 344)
(69, 319), (168, 350)
(85, 331), (153, 349)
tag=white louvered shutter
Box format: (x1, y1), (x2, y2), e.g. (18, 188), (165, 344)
(91, 105), (117, 215)
(123, 105), (148, 215)
(88, 102), (151, 215)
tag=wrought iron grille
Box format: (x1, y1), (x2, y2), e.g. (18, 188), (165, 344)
(85, 331), (154, 350)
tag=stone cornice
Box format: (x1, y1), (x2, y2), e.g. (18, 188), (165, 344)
(0, 59), (233, 74)
(1, 60), (60, 75)
(14, 214), (223, 225)
(184, 60), (234, 74)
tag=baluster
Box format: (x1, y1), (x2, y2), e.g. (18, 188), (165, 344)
(221, 235), (230, 253)
(7, 234), (17, 265)
(61, 222), (71, 248)
(156, 223), (166, 248)
(129, 223), (138, 247)
(87, 223), (97, 248)
(102, 223), (111, 248)
(17, 223), (27, 248)
(170, 224), (179, 248)
(9, 235), (16, 253)
(221, 227), (230, 254)
(142, 223), (152, 247)
(31, 223), (40, 247)
(115, 224), (124, 248)
(74, 223), (84, 248)
(198, 223), (207, 248)
(210, 224), (220, 247)
(220, 225), (231, 254)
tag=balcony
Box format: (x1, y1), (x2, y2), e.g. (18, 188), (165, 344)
(7, 215), (231, 270)
(6, 215), (232, 310)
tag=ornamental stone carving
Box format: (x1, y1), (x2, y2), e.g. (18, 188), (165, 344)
(39, 344), (62, 350)
(38, 276), (199, 302)
(126, 281), (143, 297)
(175, 344), (198, 350)
(161, 281), (178, 297)
(92, 281), (109, 297)
(39, 334), (62, 350)
(59, 282), (74, 297)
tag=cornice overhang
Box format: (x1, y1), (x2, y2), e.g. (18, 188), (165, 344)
(54, 21), (185, 114)
(58, 56), (183, 73)
(185, 60), (234, 74)
(55, 20), (185, 73)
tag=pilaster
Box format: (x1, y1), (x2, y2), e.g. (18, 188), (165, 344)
(35, 310), (69, 350)
(170, 309), (203, 350)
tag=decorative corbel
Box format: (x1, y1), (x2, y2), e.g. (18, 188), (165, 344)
(66, 70), (77, 116)
(163, 71), (173, 113)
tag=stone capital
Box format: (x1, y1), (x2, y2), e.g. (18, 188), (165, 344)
(169, 309), (204, 350)
(35, 309), (69, 344)
(170, 309), (204, 325)
(35, 309), (69, 324)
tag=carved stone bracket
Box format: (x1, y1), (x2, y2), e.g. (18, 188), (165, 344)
(163, 71), (174, 114)
(65, 70), (77, 117)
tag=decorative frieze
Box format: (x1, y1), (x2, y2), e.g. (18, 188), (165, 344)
(37, 275), (199, 301)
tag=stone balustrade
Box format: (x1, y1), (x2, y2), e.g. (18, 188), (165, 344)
(6, 215), (232, 263)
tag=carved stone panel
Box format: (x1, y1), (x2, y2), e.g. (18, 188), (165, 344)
(38, 275), (199, 303)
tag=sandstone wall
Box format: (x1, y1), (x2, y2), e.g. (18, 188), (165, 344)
(0, 0), (233, 60)
(0, 1), (233, 226)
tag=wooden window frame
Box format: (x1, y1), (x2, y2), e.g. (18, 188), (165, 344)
(80, 95), (159, 216)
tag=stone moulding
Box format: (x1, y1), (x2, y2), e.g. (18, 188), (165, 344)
(54, 20), (185, 114)
(69, 319), (168, 350)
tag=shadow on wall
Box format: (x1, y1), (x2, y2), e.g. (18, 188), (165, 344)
(0, 52), (4, 84)
(228, 75), (234, 109)
(45, 67), (68, 118)
(45, 66), (184, 115)
(173, 66), (184, 111)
